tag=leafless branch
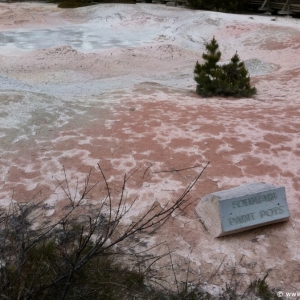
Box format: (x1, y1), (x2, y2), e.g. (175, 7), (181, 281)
(0, 162), (209, 299)
(152, 164), (205, 174)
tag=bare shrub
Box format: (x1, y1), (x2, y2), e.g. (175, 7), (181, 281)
(0, 163), (208, 299)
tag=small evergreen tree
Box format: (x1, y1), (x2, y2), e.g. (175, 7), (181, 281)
(194, 37), (223, 97)
(194, 37), (256, 98)
(222, 52), (257, 97)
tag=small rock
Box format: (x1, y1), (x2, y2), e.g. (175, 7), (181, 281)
(129, 107), (135, 111)
(201, 284), (222, 298)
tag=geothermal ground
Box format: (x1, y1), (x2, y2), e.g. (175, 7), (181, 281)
(1, 2), (300, 293)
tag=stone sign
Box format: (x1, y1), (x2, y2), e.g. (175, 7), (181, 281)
(195, 183), (290, 237)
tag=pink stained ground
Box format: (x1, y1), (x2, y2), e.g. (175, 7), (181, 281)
(1, 2), (300, 292)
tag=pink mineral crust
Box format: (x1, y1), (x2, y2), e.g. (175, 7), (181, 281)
(0, 2), (300, 291)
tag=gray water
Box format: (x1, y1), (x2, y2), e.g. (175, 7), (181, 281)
(0, 25), (156, 51)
